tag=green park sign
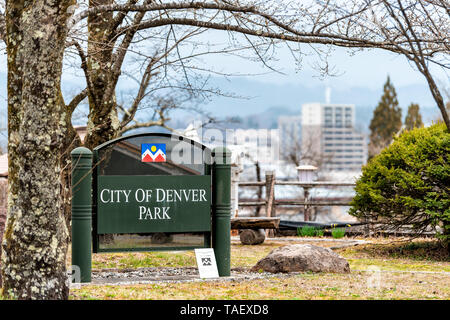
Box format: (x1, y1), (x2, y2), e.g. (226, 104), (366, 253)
(70, 133), (231, 283)
(97, 175), (211, 234)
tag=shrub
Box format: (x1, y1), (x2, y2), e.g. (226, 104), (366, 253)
(331, 228), (346, 239)
(297, 226), (316, 237)
(315, 228), (325, 237)
(349, 123), (450, 245)
(297, 226), (323, 237)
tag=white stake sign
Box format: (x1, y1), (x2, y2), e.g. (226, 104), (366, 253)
(195, 248), (219, 279)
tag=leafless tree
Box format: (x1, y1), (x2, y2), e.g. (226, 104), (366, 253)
(365, 0), (449, 129)
(61, 0), (449, 152)
(282, 125), (334, 170)
(242, 152), (263, 216)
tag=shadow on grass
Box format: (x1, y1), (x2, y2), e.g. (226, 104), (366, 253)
(340, 239), (449, 262)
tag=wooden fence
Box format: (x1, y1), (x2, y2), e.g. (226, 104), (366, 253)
(238, 171), (356, 223)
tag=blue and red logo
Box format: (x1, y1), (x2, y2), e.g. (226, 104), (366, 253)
(141, 143), (166, 162)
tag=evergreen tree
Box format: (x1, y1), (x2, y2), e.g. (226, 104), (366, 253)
(369, 76), (402, 159)
(404, 103), (423, 130)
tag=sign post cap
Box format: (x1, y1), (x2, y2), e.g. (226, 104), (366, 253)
(212, 146), (231, 156)
(71, 147), (92, 156)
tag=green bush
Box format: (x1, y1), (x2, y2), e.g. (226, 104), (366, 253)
(297, 226), (315, 237)
(331, 227), (346, 239)
(349, 123), (450, 244)
(297, 226), (323, 237)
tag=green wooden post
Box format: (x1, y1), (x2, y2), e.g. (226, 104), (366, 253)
(71, 147), (93, 283)
(212, 147), (232, 277)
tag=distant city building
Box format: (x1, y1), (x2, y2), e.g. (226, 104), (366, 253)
(301, 103), (368, 172)
(302, 103), (356, 128)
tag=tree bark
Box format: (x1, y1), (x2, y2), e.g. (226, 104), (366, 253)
(254, 161), (262, 217)
(231, 217), (280, 229)
(84, 0), (121, 150)
(1, 0), (74, 300)
(265, 171), (276, 237)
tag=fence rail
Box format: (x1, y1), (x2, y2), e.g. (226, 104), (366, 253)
(239, 181), (356, 187)
(239, 200), (353, 206)
(237, 171), (356, 223)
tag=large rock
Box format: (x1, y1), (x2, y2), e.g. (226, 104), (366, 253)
(251, 244), (350, 273)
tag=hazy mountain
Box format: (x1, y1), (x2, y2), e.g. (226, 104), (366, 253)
(0, 71), (442, 137)
(199, 76), (436, 115)
(184, 76), (441, 132)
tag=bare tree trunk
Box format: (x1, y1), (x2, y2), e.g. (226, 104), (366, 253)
(265, 171), (276, 237)
(0, 179), (7, 287)
(254, 161), (262, 217)
(1, 0), (74, 300)
(84, 0), (120, 149)
(421, 67), (450, 130)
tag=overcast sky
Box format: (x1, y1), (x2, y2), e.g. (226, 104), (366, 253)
(0, 28), (448, 123)
(197, 37), (449, 91)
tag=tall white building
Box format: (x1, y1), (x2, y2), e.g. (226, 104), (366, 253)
(301, 103), (367, 172)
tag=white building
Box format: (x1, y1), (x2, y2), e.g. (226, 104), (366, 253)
(301, 103), (368, 172)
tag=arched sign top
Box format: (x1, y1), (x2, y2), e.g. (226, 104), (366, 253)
(94, 132), (211, 153)
(93, 132), (212, 176)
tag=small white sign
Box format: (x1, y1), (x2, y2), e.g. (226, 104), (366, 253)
(195, 248), (219, 279)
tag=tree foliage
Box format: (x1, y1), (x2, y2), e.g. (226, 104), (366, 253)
(404, 103), (423, 131)
(369, 76), (402, 159)
(350, 123), (450, 245)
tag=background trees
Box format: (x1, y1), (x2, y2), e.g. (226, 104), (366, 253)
(369, 76), (403, 159)
(63, 0), (449, 155)
(370, 0), (450, 130)
(404, 103), (424, 131)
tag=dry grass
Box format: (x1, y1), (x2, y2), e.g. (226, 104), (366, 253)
(336, 237), (449, 262)
(70, 272), (449, 300)
(70, 237), (450, 300)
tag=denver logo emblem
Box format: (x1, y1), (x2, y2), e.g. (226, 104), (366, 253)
(141, 143), (166, 162)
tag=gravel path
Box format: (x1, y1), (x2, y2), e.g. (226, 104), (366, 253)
(80, 267), (292, 287)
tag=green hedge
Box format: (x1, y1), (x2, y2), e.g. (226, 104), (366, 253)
(349, 123), (449, 244)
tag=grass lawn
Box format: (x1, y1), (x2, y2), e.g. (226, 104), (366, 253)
(70, 237), (449, 300)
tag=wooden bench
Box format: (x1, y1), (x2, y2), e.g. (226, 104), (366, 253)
(231, 217), (280, 245)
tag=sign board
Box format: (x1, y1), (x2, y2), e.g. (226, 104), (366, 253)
(97, 175), (211, 234)
(195, 248), (219, 279)
(92, 133), (213, 253)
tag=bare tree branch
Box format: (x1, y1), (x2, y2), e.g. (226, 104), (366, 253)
(67, 88), (88, 114)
